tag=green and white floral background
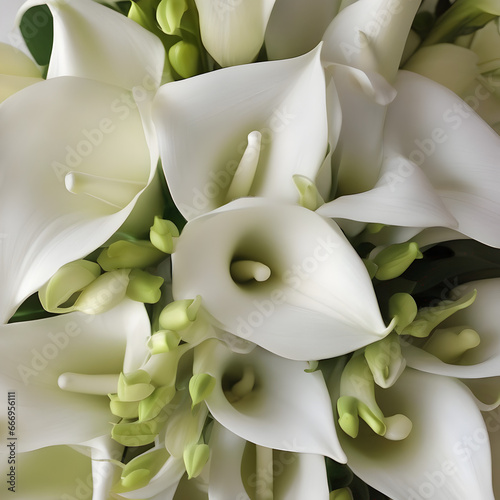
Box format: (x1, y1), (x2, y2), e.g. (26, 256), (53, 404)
(2, 0), (500, 499)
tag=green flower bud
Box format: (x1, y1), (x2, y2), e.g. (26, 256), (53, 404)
(169, 41), (200, 79)
(373, 242), (423, 281)
(183, 443), (210, 479)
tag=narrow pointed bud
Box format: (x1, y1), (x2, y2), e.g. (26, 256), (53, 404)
(225, 131), (262, 202)
(157, 0), (188, 36)
(169, 41), (200, 79)
(109, 394), (140, 419)
(293, 174), (325, 210)
(97, 240), (165, 271)
(117, 370), (155, 402)
(189, 373), (216, 407)
(364, 333), (406, 388)
(159, 296), (202, 331)
(401, 290), (477, 338)
(138, 385), (176, 421)
(147, 330), (181, 354)
(423, 326), (480, 364)
(74, 269), (130, 314)
(126, 269), (164, 304)
(39, 260), (101, 313)
(183, 443), (210, 479)
(150, 217), (179, 254)
(373, 242), (423, 281)
(389, 293), (418, 334)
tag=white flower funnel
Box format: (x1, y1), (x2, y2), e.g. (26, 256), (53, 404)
(194, 339), (346, 463)
(153, 46), (328, 220)
(335, 368), (495, 500)
(0, 299), (150, 451)
(194, 0), (276, 67)
(172, 198), (391, 360)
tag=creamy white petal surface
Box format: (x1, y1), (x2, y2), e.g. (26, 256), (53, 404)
(17, 0), (165, 90)
(403, 279), (500, 379)
(172, 198), (390, 360)
(335, 368), (495, 500)
(385, 70), (500, 247)
(194, 339), (346, 462)
(153, 48), (328, 220)
(208, 422), (330, 500)
(0, 300), (150, 451)
(194, 0), (276, 67)
(265, 0), (341, 60)
(0, 76), (155, 322)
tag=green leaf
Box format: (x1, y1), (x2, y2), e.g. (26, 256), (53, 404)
(20, 6), (53, 66)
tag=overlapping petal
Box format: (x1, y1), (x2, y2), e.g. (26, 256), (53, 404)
(172, 198), (391, 360)
(194, 339), (346, 462)
(17, 0), (165, 90)
(153, 46), (328, 219)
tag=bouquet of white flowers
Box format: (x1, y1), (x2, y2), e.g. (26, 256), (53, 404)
(2, 0), (500, 498)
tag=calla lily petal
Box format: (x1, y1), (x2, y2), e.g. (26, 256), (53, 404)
(321, 0), (420, 82)
(153, 47), (328, 219)
(194, 0), (276, 67)
(403, 279), (500, 379)
(1, 445), (92, 499)
(485, 408), (500, 499)
(318, 154), (458, 228)
(208, 422), (330, 500)
(0, 299), (150, 451)
(333, 368), (495, 500)
(0, 76), (154, 322)
(172, 198), (390, 360)
(384, 70), (500, 247)
(265, 0), (341, 60)
(194, 339), (346, 462)
(17, 0), (165, 90)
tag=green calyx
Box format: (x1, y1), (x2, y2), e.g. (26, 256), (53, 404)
(112, 418), (161, 447)
(364, 333), (405, 388)
(389, 293), (418, 334)
(97, 240), (166, 271)
(372, 242), (423, 281)
(109, 395), (140, 419)
(183, 443), (210, 479)
(139, 385), (177, 421)
(117, 370), (155, 402)
(189, 373), (216, 407)
(400, 289), (477, 338)
(147, 330), (181, 354)
(150, 217), (180, 253)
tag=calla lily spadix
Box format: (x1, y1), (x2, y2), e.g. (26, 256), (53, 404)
(194, 338), (346, 462)
(0, 0), (165, 323)
(320, 70), (500, 248)
(194, 0), (276, 67)
(171, 198), (393, 361)
(207, 422), (331, 500)
(152, 45), (328, 220)
(329, 364), (496, 500)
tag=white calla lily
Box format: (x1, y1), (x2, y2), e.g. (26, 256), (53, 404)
(153, 46), (328, 220)
(0, 299), (150, 452)
(0, 0), (165, 323)
(194, 338), (346, 462)
(194, 0), (276, 67)
(331, 366), (495, 500)
(172, 198), (392, 361)
(208, 422), (330, 500)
